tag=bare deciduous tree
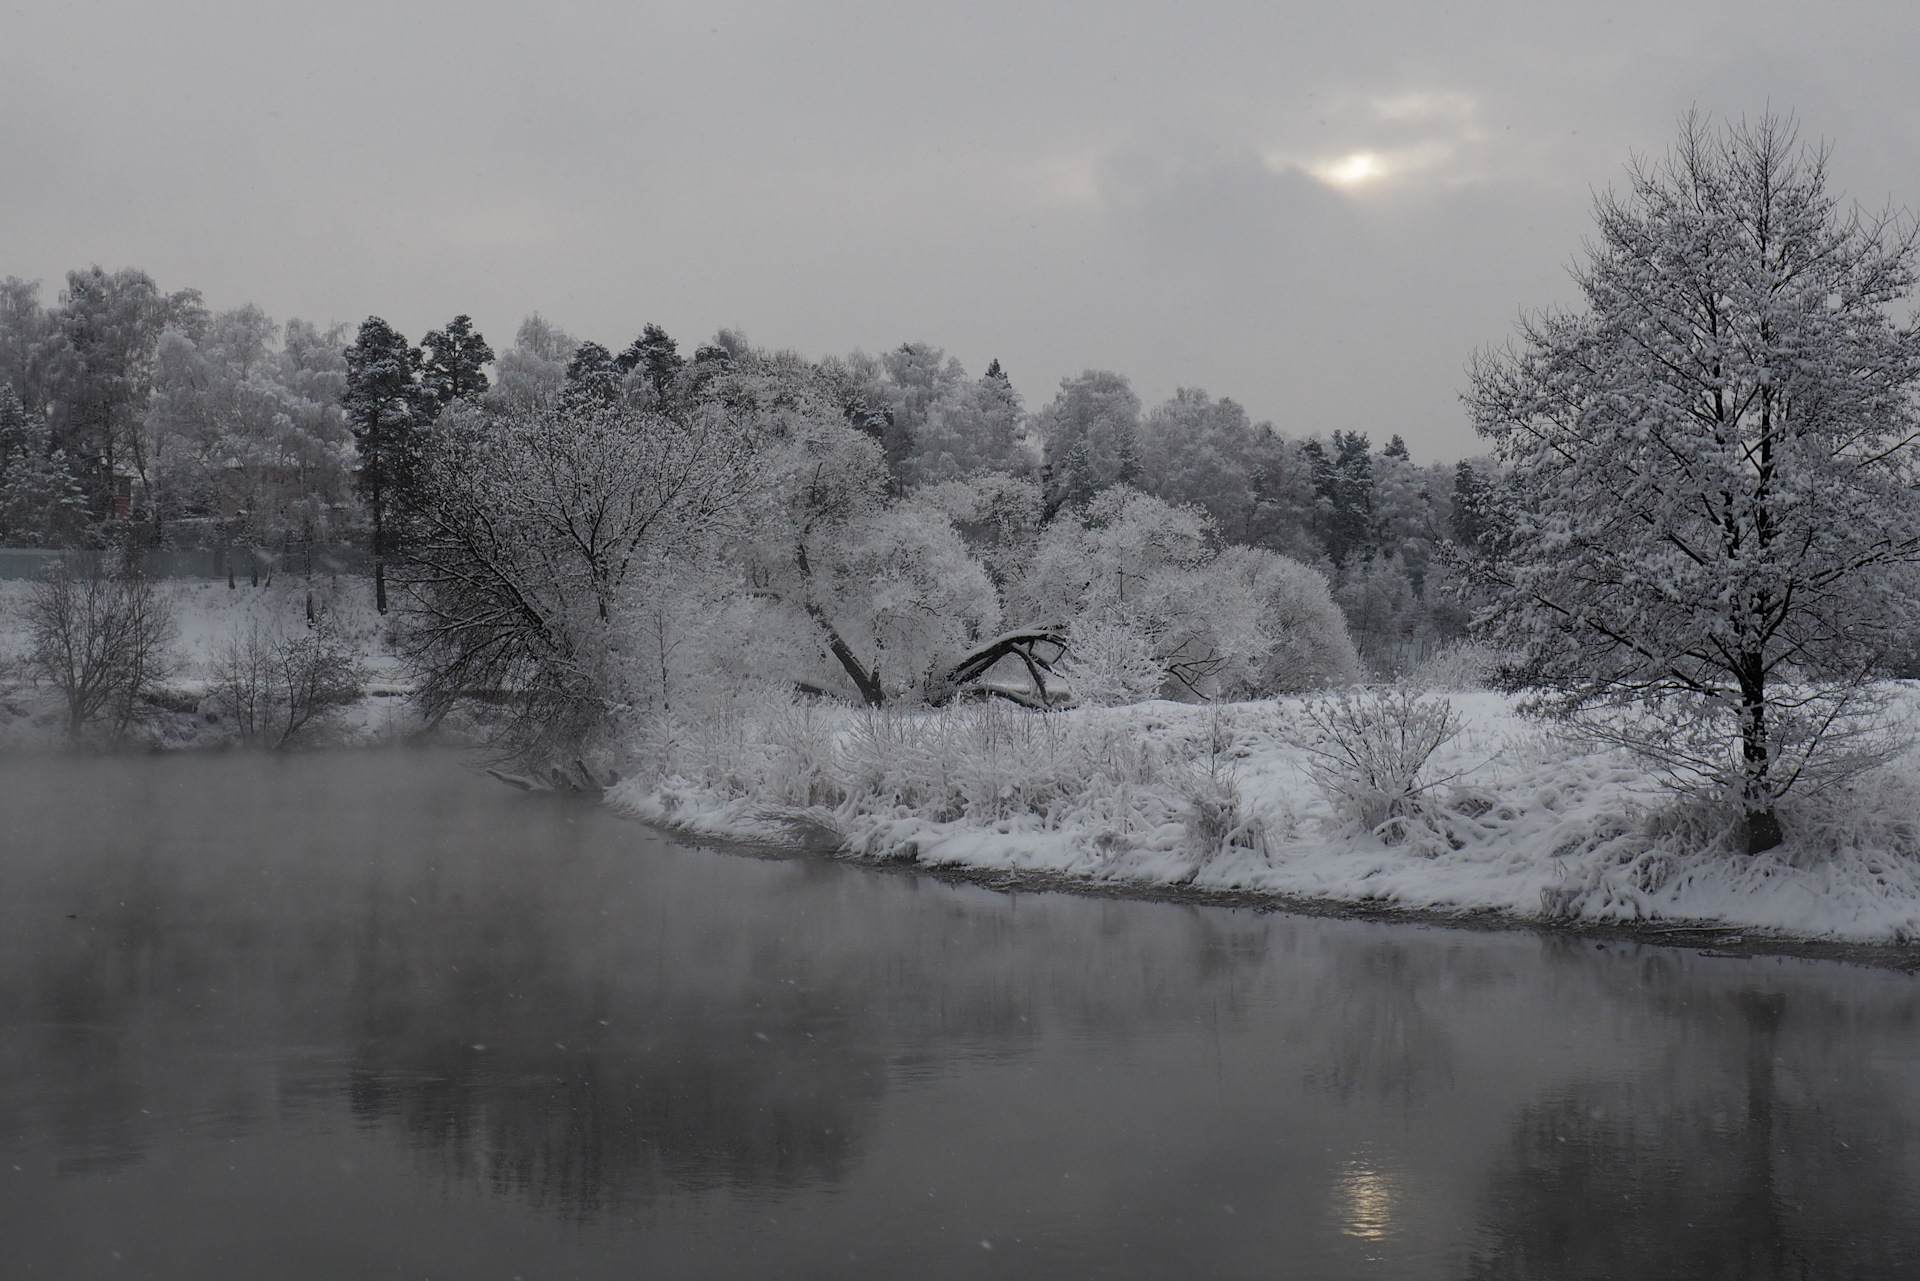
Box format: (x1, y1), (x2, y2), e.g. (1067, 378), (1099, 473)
(25, 554), (175, 741)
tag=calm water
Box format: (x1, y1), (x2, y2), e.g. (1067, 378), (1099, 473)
(4, 750), (1920, 1279)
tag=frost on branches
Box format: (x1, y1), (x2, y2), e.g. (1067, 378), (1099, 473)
(1469, 113), (1920, 853)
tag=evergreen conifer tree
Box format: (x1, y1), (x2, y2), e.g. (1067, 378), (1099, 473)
(619, 324), (685, 399)
(562, 341), (622, 408)
(420, 315), (494, 408)
(343, 316), (427, 613)
(0, 384), (85, 546)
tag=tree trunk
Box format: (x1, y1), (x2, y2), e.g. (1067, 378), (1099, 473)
(1738, 661), (1782, 853)
(794, 539), (883, 706)
(373, 501), (388, 615)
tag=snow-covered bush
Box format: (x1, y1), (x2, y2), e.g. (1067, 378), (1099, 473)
(1059, 617), (1162, 707)
(1294, 688), (1461, 841)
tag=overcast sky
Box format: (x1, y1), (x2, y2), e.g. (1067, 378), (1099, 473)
(5, 0), (1917, 459)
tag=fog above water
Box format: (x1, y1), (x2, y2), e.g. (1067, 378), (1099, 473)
(4, 748), (1920, 1278)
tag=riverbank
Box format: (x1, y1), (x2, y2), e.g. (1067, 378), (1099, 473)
(0, 577), (419, 751)
(607, 689), (1920, 949)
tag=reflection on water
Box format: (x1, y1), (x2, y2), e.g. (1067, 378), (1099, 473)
(1334, 1162), (1398, 1240)
(3, 749), (1920, 1279)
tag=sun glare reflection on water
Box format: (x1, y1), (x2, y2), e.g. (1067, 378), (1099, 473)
(1334, 1162), (1397, 1241)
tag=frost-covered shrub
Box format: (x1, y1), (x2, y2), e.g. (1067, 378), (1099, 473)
(1294, 688), (1461, 840)
(1060, 617), (1162, 707)
(1406, 642), (1502, 692)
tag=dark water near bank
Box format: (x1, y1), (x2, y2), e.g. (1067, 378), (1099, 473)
(4, 750), (1920, 1279)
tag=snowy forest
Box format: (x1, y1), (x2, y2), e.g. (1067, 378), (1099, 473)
(0, 263), (1491, 707)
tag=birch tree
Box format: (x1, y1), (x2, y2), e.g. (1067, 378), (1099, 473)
(1468, 114), (1920, 852)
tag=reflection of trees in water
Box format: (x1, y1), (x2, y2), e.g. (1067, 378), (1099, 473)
(1293, 935), (1478, 1106)
(1465, 987), (1920, 1279)
(340, 877), (884, 1216)
(0, 872), (288, 1176)
(335, 878), (1288, 1216)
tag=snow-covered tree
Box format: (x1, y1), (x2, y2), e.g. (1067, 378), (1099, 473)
(1468, 114), (1920, 852)
(620, 324), (684, 402)
(716, 352), (1000, 705)
(0, 277), (54, 423)
(419, 314), (494, 409)
(1037, 370), (1141, 515)
(898, 358), (1030, 487)
(0, 384), (86, 546)
(1301, 430), (1375, 568)
(1206, 545), (1362, 695)
(41, 267), (205, 527)
(1015, 487), (1356, 701)
(486, 314), (576, 414)
(143, 309), (356, 568)
(400, 397), (755, 762)
(1135, 388), (1270, 541)
(910, 473), (1044, 589)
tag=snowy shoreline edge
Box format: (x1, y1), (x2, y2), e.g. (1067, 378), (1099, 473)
(603, 692), (1920, 960)
(611, 797), (1920, 973)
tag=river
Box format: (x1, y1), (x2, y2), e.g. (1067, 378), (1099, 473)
(3, 748), (1919, 1278)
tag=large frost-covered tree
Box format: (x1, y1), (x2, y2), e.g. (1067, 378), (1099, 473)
(145, 308), (355, 562)
(1468, 114), (1920, 852)
(400, 397), (755, 761)
(1037, 370), (1141, 516)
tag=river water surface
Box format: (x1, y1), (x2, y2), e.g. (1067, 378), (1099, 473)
(4, 748), (1920, 1279)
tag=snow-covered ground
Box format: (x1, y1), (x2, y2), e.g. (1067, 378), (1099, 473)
(608, 688), (1920, 945)
(0, 575), (417, 749)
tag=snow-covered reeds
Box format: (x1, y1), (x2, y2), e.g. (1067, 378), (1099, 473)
(607, 685), (1920, 942)
(621, 694), (1288, 881)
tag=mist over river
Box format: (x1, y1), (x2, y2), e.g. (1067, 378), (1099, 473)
(4, 748), (1920, 1279)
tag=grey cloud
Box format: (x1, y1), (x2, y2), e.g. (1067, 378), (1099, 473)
(4, 1), (1918, 461)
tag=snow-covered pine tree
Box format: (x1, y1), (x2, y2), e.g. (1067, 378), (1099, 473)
(620, 324), (684, 400)
(0, 384), (86, 546)
(343, 316), (429, 613)
(419, 315), (494, 409)
(1468, 113), (1920, 853)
